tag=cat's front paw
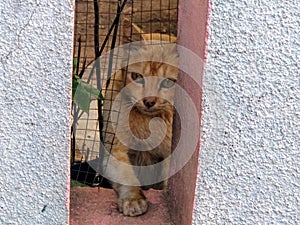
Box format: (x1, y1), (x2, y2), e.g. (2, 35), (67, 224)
(117, 198), (148, 216)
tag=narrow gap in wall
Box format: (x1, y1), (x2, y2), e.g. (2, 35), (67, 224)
(70, 0), (184, 224)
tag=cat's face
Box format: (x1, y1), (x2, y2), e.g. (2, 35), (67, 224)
(115, 19), (178, 116)
(122, 44), (178, 116)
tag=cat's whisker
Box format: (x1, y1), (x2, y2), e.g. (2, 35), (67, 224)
(123, 101), (135, 110)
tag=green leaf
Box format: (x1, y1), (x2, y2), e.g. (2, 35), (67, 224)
(73, 82), (91, 114)
(72, 79), (79, 99)
(73, 57), (78, 73)
(71, 180), (88, 187)
(72, 78), (103, 113)
(80, 82), (102, 99)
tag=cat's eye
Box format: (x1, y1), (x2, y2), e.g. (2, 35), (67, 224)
(160, 78), (176, 89)
(131, 72), (144, 84)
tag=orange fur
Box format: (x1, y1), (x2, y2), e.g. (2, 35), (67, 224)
(102, 19), (178, 216)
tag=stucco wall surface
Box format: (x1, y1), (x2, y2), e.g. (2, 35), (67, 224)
(0, 1), (73, 224)
(194, 0), (299, 224)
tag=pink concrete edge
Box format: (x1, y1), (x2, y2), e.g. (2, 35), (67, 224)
(191, 0), (212, 217)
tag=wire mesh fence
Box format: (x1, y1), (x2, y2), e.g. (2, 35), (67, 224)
(71, 0), (178, 187)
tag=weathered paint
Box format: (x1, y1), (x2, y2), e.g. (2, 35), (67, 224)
(168, 0), (210, 224)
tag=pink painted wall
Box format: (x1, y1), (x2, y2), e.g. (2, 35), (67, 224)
(167, 0), (210, 224)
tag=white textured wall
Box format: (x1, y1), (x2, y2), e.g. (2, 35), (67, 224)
(0, 1), (73, 224)
(194, 0), (299, 224)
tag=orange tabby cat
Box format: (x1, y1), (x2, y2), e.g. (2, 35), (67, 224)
(102, 18), (178, 216)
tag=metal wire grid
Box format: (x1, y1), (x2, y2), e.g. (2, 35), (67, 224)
(71, 0), (178, 186)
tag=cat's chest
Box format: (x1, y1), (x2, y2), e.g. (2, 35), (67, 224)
(127, 112), (173, 162)
(115, 109), (172, 151)
(129, 110), (172, 139)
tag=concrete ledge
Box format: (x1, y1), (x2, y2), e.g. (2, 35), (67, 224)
(70, 187), (171, 225)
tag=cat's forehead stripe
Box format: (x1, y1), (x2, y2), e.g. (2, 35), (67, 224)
(126, 61), (178, 79)
(148, 62), (176, 77)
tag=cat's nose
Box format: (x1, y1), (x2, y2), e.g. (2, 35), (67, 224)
(143, 97), (157, 108)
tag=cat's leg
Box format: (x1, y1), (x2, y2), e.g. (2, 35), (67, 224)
(106, 145), (148, 216)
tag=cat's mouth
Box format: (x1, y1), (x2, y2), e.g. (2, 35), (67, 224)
(133, 105), (162, 116)
(142, 108), (159, 113)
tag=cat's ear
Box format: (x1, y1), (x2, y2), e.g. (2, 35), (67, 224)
(121, 18), (146, 44)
